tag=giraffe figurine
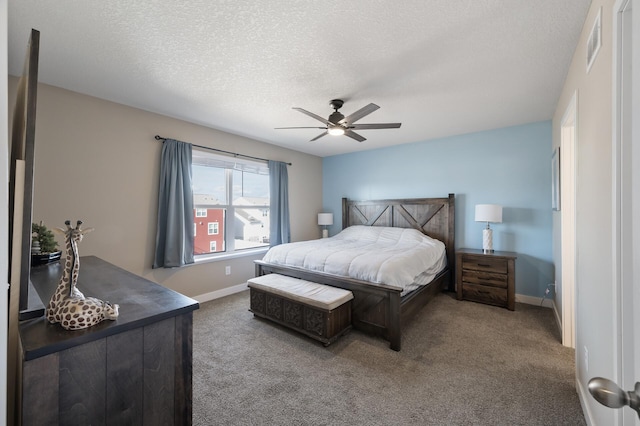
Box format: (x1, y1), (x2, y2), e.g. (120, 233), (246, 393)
(46, 220), (119, 330)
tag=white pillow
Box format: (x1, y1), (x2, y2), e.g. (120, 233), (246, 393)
(335, 225), (435, 244)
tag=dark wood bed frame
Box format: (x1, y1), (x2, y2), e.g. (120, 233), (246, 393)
(254, 194), (455, 351)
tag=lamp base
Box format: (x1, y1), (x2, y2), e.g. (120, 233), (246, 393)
(482, 228), (494, 253)
(322, 229), (329, 238)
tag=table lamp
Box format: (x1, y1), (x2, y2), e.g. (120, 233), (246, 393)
(317, 213), (333, 238)
(475, 204), (502, 253)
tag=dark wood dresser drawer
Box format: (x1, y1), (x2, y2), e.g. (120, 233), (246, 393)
(461, 257), (507, 274)
(461, 270), (508, 288)
(461, 283), (508, 307)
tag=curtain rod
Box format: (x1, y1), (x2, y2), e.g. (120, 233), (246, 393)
(154, 135), (292, 166)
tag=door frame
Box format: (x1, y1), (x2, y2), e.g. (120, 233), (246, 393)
(611, 0), (636, 424)
(0, 1), (9, 423)
(560, 92), (577, 349)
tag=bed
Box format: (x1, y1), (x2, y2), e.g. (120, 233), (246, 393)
(254, 195), (455, 351)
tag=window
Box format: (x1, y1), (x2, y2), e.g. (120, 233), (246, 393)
(208, 222), (219, 235)
(192, 149), (270, 257)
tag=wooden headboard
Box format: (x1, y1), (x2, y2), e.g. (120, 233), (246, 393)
(342, 194), (455, 275)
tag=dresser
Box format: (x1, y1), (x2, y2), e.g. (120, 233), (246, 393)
(456, 248), (517, 310)
(18, 256), (199, 425)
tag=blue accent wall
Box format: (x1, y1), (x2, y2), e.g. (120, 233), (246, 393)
(322, 121), (552, 298)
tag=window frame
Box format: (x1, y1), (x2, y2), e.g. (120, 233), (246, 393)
(192, 149), (270, 262)
(208, 222), (219, 235)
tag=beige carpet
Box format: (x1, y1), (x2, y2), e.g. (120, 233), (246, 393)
(192, 290), (585, 425)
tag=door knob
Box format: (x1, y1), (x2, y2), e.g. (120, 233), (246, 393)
(588, 377), (640, 419)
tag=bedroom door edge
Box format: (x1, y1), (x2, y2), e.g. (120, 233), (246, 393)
(560, 91), (577, 350)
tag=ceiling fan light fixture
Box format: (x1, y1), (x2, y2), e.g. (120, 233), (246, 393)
(328, 126), (345, 136)
(277, 99), (401, 143)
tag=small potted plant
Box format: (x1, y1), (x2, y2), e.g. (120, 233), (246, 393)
(31, 221), (62, 266)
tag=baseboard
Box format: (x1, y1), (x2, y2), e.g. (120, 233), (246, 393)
(193, 282), (248, 304)
(515, 293), (553, 308)
(576, 377), (595, 425)
(552, 299), (563, 336)
(202, 288), (556, 309)
(200, 289), (555, 309)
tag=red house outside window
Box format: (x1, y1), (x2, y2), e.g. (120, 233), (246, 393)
(193, 208), (225, 254)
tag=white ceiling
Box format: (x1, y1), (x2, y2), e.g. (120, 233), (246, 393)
(8, 1), (591, 158)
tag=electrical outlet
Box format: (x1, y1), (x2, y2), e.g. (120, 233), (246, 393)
(225, 266), (231, 275)
(584, 346), (589, 372)
(544, 282), (556, 296)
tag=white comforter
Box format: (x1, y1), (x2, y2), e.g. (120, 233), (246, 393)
(262, 226), (446, 295)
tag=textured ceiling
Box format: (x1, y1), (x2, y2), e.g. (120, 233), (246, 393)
(8, 1), (591, 157)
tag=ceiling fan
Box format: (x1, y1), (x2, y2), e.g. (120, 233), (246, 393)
(276, 99), (401, 142)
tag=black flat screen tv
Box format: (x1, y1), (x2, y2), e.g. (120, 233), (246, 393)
(9, 28), (43, 319)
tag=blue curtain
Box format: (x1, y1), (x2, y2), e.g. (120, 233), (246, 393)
(153, 139), (194, 268)
(268, 160), (290, 246)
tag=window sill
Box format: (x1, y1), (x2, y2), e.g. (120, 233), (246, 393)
(193, 247), (269, 265)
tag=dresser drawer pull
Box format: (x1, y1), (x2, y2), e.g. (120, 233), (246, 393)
(477, 264), (492, 268)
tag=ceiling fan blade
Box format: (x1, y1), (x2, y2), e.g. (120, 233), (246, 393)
(340, 103), (380, 125)
(349, 123), (402, 130)
(344, 130), (366, 142)
(292, 107), (332, 125)
(310, 131), (328, 142)
(275, 126), (327, 129)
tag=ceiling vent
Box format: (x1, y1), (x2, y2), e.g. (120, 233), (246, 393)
(586, 8), (602, 73)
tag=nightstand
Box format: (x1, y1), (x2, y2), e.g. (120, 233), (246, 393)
(456, 248), (517, 310)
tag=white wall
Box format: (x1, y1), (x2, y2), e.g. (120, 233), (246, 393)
(7, 79), (323, 299)
(323, 122), (554, 299)
(552, 1), (616, 424)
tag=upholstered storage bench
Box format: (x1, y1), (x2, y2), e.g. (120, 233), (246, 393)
(248, 274), (353, 346)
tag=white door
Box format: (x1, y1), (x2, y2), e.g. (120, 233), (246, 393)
(560, 93), (576, 349)
(589, 1), (640, 424)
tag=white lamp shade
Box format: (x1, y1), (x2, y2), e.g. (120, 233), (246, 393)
(475, 204), (503, 223)
(317, 213), (334, 226)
